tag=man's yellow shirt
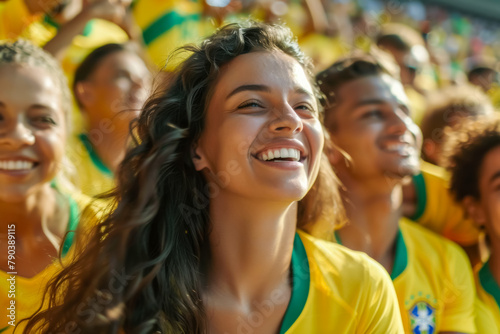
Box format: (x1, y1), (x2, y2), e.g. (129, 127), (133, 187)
(474, 260), (500, 333)
(67, 134), (115, 198)
(410, 160), (480, 246)
(335, 218), (476, 333)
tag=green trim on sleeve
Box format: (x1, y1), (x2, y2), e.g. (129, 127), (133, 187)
(390, 228), (408, 280)
(479, 260), (500, 309)
(142, 11), (200, 46)
(410, 173), (427, 221)
(280, 233), (310, 334)
(61, 195), (80, 257)
(78, 133), (113, 177)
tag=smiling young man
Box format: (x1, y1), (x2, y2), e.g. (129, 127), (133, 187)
(316, 56), (477, 334)
(443, 114), (500, 332)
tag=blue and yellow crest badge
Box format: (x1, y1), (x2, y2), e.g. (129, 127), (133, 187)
(409, 301), (436, 334)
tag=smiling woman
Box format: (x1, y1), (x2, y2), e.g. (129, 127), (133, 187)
(0, 40), (94, 334)
(25, 22), (403, 334)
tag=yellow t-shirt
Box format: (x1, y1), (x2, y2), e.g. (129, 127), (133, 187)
(334, 217), (476, 333)
(394, 219), (476, 333)
(0, 191), (93, 334)
(284, 230), (403, 333)
(67, 133), (115, 197)
(0, 0), (41, 40)
(410, 160), (480, 246)
(474, 260), (500, 332)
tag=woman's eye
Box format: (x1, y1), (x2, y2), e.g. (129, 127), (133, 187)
(237, 101), (263, 109)
(295, 104), (317, 117)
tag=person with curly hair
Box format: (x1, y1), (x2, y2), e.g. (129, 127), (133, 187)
(443, 114), (500, 332)
(0, 40), (96, 333)
(23, 22), (404, 334)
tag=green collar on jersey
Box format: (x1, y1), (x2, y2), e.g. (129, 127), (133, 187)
(79, 133), (113, 177)
(479, 260), (500, 309)
(280, 233), (310, 334)
(410, 172), (427, 221)
(334, 227), (408, 281)
(60, 194), (80, 257)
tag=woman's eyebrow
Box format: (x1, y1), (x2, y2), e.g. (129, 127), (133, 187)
(226, 84), (271, 99)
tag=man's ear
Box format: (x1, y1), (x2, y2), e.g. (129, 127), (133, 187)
(74, 81), (95, 109)
(463, 195), (487, 228)
(192, 142), (209, 172)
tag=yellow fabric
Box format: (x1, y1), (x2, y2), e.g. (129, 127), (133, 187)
(132, 0), (214, 70)
(394, 218), (476, 333)
(474, 295), (498, 334)
(289, 231), (404, 333)
(406, 86), (426, 126)
(0, 0), (41, 40)
(67, 135), (115, 197)
(298, 34), (347, 72)
(0, 191), (93, 334)
(415, 160), (480, 246)
(21, 18), (128, 78)
(474, 262), (500, 333)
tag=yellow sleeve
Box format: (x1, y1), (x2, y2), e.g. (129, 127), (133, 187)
(438, 242), (476, 332)
(0, 0), (41, 40)
(356, 256), (404, 334)
(413, 161), (480, 246)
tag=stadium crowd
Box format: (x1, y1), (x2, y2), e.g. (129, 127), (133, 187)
(0, 0), (500, 333)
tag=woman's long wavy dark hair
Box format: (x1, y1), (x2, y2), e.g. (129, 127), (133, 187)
(23, 22), (342, 334)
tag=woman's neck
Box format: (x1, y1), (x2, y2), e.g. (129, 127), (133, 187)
(0, 185), (69, 277)
(206, 191), (297, 301)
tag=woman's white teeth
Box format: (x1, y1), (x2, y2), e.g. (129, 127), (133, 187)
(0, 160), (34, 170)
(260, 148), (300, 161)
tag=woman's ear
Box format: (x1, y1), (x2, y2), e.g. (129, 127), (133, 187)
(463, 195), (487, 228)
(191, 142), (209, 172)
(75, 81), (94, 109)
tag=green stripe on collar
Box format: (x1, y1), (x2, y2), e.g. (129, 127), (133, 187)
(334, 230), (342, 245)
(410, 173), (427, 221)
(280, 233), (310, 333)
(78, 133), (113, 177)
(479, 260), (500, 309)
(61, 195), (80, 257)
(390, 228), (408, 280)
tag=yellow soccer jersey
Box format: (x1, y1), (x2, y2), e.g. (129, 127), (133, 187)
(67, 133), (115, 197)
(282, 230), (403, 333)
(410, 160), (480, 246)
(394, 219), (476, 333)
(0, 190), (91, 334)
(334, 218), (476, 333)
(474, 260), (500, 332)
